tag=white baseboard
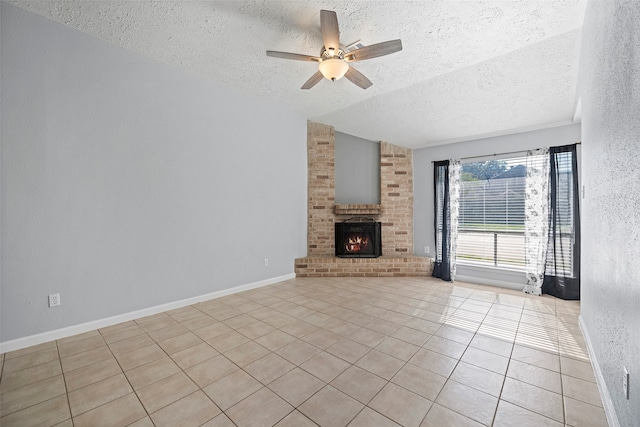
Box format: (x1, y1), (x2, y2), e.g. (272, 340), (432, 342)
(579, 315), (620, 427)
(0, 273), (295, 354)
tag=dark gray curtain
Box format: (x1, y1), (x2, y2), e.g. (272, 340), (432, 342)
(542, 144), (581, 300)
(433, 161), (453, 281)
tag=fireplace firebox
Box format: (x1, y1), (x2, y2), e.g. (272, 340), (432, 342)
(335, 219), (382, 258)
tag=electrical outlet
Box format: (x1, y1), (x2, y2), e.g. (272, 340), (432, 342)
(623, 366), (629, 399)
(48, 293), (60, 308)
(264, 258), (269, 267)
(424, 245), (430, 254)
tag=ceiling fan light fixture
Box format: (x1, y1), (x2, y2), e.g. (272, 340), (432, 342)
(318, 58), (349, 81)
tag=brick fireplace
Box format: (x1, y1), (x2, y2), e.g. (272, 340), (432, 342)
(295, 121), (433, 277)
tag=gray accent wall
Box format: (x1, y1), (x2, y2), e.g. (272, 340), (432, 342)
(413, 124), (581, 287)
(1, 4), (307, 343)
(335, 131), (380, 204)
(579, 1), (640, 425)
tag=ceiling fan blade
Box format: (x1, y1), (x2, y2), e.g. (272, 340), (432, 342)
(266, 51), (321, 62)
(320, 10), (340, 52)
(344, 66), (372, 89)
(345, 39), (403, 62)
(301, 71), (324, 89)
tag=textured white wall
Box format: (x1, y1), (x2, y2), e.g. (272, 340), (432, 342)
(0, 4), (307, 343)
(413, 124), (581, 287)
(579, 1), (640, 425)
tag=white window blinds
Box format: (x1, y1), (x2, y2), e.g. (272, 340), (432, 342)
(456, 155), (547, 270)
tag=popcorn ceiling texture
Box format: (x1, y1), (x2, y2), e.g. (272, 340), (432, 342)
(579, 1), (640, 425)
(299, 121), (431, 277)
(11, 0), (586, 148)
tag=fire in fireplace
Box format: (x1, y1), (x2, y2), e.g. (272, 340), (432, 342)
(335, 219), (382, 258)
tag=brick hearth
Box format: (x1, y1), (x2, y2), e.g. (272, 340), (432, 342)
(295, 255), (432, 277)
(296, 121), (433, 277)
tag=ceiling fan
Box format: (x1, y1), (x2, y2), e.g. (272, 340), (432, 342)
(266, 10), (402, 90)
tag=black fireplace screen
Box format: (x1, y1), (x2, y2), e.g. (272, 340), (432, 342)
(335, 220), (382, 258)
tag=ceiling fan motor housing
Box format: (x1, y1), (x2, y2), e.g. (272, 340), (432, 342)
(321, 47), (346, 60)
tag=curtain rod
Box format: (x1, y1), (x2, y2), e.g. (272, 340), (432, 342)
(431, 142), (581, 163)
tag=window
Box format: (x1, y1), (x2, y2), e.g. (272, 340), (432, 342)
(456, 156), (546, 270)
(433, 145), (580, 297)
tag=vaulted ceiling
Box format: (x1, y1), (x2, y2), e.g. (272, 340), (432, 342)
(12, 1), (586, 148)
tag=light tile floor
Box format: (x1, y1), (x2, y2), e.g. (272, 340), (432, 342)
(0, 277), (609, 426)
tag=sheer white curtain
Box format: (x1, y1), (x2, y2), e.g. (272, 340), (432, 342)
(523, 148), (550, 296)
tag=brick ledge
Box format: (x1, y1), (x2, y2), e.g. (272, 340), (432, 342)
(295, 255), (434, 277)
(334, 204), (382, 216)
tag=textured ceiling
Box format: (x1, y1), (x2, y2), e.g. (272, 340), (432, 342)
(11, 0), (586, 148)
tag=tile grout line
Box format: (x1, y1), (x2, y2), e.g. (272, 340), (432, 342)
(54, 339), (74, 426)
(489, 294), (524, 426)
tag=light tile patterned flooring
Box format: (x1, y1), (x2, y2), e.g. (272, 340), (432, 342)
(0, 277), (609, 426)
